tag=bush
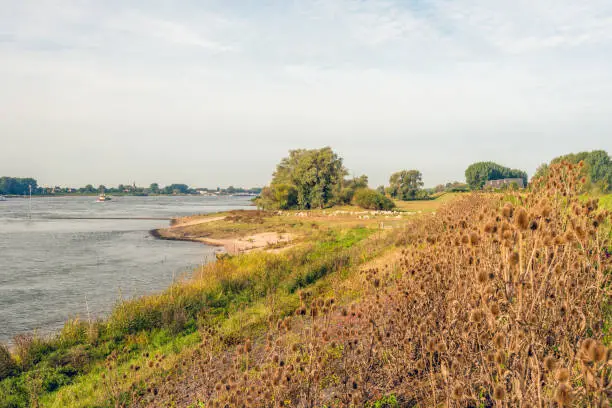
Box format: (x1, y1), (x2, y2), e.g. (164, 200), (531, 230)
(12, 334), (54, 371)
(0, 344), (17, 380)
(353, 189), (395, 210)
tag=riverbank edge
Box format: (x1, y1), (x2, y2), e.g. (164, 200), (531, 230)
(149, 227), (225, 249)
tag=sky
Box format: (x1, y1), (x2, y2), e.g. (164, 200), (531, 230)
(1, 0), (611, 189)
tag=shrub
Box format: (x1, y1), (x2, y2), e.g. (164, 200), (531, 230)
(12, 334), (53, 371)
(0, 344), (17, 380)
(353, 189), (395, 210)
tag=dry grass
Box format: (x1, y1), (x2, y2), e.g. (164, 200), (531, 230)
(141, 162), (611, 407)
(393, 192), (464, 212)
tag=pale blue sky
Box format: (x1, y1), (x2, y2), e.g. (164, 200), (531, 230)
(1, 0), (611, 188)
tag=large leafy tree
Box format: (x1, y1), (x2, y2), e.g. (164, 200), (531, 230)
(388, 170), (424, 200)
(265, 147), (347, 209)
(464, 162), (527, 190)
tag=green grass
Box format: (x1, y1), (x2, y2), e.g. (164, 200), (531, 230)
(599, 194), (612, 210)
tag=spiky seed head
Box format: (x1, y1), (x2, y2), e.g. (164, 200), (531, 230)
(589, 342), (607, 363)
(579, 338), (595, 362)
(494, 351), (506, 366)
(515, 208), (529, 230)
(493, 333), (504, 348)
(451, 384), (463, 400)
(493, 384), (505, 400)
(555, 367), (570, 383)
(510, 252), (520, 265)
(490, 303), (501, 318)
(477, 270), (487, 284)
(544, 356), (557, 371)
(554, 383), (573, 406)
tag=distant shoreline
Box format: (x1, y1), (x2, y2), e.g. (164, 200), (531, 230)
(1, 193), (257, 198)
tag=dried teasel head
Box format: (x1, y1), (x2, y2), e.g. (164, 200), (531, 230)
(502, 203), (514, 218)
(477, 270), (488, 284)
(555, 367), (570, 383)
(493, 384), (505, 401)
(509, 252), (520, 266)
(554, 383), (573, 406)
(490, 303), (501, 318)
(451, 384), (463, 400)
(494, 350), (506, 366)
(543, 356), (557, 371)
(515, 208), (529, 230)
(493, 333), (505, 349)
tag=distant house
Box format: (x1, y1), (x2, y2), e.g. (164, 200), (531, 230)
(484, 178), (525, 189)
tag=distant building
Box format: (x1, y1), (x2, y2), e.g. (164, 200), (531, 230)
(484, 178), (525, 189)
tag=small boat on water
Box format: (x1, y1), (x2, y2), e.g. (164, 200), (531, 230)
(0, 195), (7, 201)
(96, 194), (112, 202)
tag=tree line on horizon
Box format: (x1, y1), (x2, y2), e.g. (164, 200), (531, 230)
(255, 148), (612, 211)
(3, 149), (610, 200)
(0, 178), (262, 196)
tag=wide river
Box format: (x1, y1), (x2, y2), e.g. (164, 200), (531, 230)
(0, 195), (253, 343)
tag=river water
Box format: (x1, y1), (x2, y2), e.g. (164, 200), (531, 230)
(0, 195), (253, 343)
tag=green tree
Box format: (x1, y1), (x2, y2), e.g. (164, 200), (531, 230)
(0, 177), (39, 195)
(79, 184), (95, 194)
(270, 147), (347, 209)
(532, 163), (549, 181)
(464, 162), (527, 190)
(336, 175), (369, 205)
(149, 183), (159, 193)
(584, 150), (611, 191)
(353, 188), (395, 210)
(388, 170), (424, 200)
(531, 150), (611, 192)
(164, 184), (189, 194)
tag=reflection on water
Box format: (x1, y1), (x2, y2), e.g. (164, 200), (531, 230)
(0, 195), (252, 342)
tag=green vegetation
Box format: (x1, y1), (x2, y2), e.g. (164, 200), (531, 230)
(432, 180), (469, 193)
(533, 149), (612, 192)
(256, 148), (431, 210)
(0, 177), (38, 195)
(366, 394), (400, 408)
(336, 175), (369, 206)
(353, 188), (396, 210)
(464, 161), (528, 190)
(387, 169), (427, 200)
(0, 177), (262, 197)
(0, 344), (17, 381)
(257, 147), (348, 209)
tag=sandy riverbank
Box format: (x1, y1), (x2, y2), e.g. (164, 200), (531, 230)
(152, 214), (294, 254)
